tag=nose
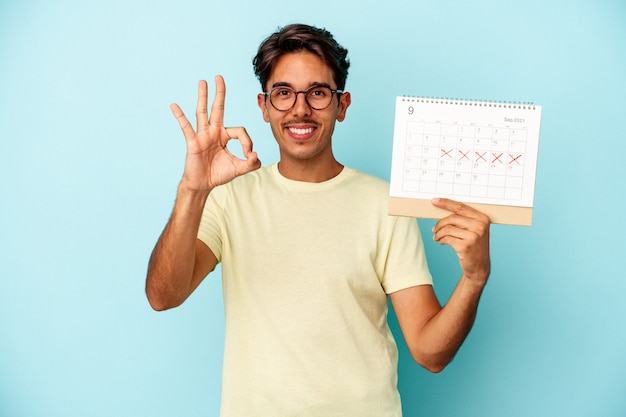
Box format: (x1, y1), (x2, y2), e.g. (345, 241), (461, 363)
(291, 91), (312, 116)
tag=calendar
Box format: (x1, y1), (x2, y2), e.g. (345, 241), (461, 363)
(389, 96), (542, 225)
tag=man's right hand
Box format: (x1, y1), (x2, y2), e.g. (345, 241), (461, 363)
(170, 76), (261, 192)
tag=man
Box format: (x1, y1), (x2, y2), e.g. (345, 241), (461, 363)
(146, 24), (490, 417)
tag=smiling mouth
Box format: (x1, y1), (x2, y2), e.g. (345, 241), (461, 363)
(288, 127), (315, 135)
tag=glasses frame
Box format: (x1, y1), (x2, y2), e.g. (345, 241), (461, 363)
(262, 85), (344, 112)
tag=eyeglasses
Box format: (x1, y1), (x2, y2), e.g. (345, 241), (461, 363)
(263, 85), (343, 112)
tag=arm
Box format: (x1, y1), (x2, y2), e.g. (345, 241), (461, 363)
(145, 186), (217, 311)
(146, 76), (261, 311)
(390, 198), (490, 372)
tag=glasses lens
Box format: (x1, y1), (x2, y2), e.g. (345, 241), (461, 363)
(306, 86), (333, 109)
(270, 87), (295, 111)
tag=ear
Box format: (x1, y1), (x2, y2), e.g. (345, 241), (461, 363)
(257, 93), (270, 122)
(336, 91), (351, 122)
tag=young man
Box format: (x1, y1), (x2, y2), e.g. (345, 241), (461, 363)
(146, 24), (490, 417)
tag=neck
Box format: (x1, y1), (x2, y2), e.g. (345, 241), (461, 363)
(277, 158), (344, 183)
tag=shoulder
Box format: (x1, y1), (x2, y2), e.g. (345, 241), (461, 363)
(344, 168), (390, 196)
(205, 166), (274, 210)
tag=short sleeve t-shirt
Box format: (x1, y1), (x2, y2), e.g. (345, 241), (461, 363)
(198, 164), (432, 417)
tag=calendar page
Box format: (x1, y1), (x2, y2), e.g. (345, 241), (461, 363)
(389, 96), (542, 225)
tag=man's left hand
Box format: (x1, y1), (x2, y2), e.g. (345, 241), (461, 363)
(431, 198), (491, 285)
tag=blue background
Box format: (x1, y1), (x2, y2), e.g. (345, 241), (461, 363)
(1, 0), (625, 416)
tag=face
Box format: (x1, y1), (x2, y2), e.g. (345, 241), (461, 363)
(257, 51), (351, 168)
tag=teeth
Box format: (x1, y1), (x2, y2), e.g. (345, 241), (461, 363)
(289, 127), (314, 135)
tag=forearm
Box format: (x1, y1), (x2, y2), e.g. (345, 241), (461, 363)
(146, 183), (212, 310)
(417, 275), (486, 372)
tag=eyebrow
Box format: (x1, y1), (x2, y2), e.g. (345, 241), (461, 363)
(270, 81), (333, 90)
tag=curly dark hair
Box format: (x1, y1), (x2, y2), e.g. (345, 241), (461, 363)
(252, 24), (350, 92)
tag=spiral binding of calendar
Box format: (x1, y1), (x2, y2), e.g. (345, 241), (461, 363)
(400, 95), (536, 110)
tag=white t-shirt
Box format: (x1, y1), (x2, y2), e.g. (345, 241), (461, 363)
(198, 164), (432, 417)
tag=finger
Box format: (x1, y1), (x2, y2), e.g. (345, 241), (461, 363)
(432, 222), (476, 243)
(223, 126), (261, 171)
(432, 198), (491, 226)
(431, 198), (480, 217)
(195, 80), (209, 132)
(239, 150), (262, 171)
(433, 214), (476, 234)
(224, 126), (254, 155)
(208, 75), (226, 127)
(170, 103), (196, 140)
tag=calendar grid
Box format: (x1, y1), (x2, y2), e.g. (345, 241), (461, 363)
(400, 121), (529, 202)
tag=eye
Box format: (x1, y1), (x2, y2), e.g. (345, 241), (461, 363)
(273, 88), (293, 98)
(309, 87), (329, 98)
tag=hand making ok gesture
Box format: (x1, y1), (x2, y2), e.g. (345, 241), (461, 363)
(170, 76), (261, 192)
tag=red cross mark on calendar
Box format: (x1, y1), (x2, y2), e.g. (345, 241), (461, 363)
(458, 150), (470, 161)
(475, 151), (487, 162)
(509, 154), (522, 164)
(492, 153), (504, 164)
(441, 149), (453, 158)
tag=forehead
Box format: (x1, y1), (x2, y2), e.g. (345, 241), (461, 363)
(267, 51), (335, 89)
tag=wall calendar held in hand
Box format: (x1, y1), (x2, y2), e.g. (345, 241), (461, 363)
(389, 96), (542, 226)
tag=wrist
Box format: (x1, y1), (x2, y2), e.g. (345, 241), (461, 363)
(176, 181), (212, 209)
(460, 271), (489, 292)
(178, 179), (213, 197)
